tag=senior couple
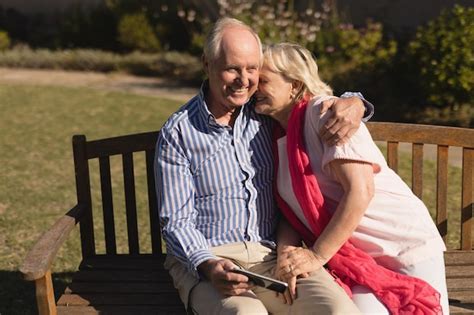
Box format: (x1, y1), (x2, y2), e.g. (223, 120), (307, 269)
(155, 17), (448, 314)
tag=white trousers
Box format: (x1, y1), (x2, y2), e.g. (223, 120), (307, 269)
(352, 255), (450, 314)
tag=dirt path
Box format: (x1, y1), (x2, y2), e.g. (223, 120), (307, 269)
(0, 67), (198, 102)
(0, 67), (462, 167)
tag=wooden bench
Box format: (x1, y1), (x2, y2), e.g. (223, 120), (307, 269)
(20, 122), (473, 314)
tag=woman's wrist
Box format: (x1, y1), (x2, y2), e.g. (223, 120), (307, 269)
(311, 250), (329, 266)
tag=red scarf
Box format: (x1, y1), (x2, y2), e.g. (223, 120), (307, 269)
(273, 98), (442, 314)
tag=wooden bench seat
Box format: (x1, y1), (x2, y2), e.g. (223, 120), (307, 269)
(20, 122), (473, 314)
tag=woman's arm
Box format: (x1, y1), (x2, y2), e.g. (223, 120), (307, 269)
(276, 218), (302, 252)
(311, 159), (374, 263)
(278, 159), (375, 282)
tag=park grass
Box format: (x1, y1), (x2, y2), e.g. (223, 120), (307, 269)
(0, 84), (183, 314)
(0, 84), (465, 314)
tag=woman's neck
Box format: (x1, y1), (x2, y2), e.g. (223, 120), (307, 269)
(272, 104), (295, 131)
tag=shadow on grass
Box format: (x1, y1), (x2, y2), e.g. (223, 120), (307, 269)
(0, 270), (74, 315)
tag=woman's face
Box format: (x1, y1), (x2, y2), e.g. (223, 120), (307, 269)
(254, 65), (295, 118)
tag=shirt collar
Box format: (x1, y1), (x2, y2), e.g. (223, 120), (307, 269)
(197, 80), (255, 132)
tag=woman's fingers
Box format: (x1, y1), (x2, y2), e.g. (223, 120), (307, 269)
(289, 276), (297, 299)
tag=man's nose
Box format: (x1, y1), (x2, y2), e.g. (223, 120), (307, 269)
(237, 71), (249, 86)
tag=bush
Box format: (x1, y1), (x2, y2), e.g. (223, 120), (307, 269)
(408, 5), (474, 109)
(0, 47), (202, 83)
(118, 13), (161, 52)
(0, 30), (10, 50)
(313, 21), (397, 81)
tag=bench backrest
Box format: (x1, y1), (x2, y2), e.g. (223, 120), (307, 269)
(367, 122), (473, 250)
(72, 131), (161, 257)
(72, 122), (473, 259)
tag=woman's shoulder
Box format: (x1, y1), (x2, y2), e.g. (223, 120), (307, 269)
(306, 95), (338, 128)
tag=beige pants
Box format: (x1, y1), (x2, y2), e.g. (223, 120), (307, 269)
(164, 242), (361, 315)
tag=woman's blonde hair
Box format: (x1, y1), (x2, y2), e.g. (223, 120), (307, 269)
(263, 43), (332, 100)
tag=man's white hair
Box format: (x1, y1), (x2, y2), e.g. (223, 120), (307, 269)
(203, 17), (263, 63)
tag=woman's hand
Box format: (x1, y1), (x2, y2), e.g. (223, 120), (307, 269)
(275, 246), (323, 303)
(275, 245), (297, 304)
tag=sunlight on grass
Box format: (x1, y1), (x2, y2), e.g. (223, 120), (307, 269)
(376, 144), (463, 249)
(0, 84), (182, 314)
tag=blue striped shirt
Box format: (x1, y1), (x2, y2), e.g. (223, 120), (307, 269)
(155, 85), (278, 273)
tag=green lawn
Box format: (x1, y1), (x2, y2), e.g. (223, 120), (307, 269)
(0, 84), (465, 314)
(0, 84), (183, 314)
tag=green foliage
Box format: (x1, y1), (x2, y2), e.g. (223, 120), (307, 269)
(59, 4), (119, 51)
(0, 30), (10, 50)
(408, 5), (474, 108)
(118, 12), (161, 52)
(313, 21), (397, 80)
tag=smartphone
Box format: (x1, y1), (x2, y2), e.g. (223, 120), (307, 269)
(230, 268), (288, 293)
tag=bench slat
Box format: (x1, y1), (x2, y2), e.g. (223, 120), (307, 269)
(73, 269), (174, 282)
(122, 153), (139, 254)
(57, 305), (186, 315)
(449, 291), (474, 304)
(65, 282), (176, 294)
(445, 251), (474, 265)
(446, 265), (474, 278)
(461, 148), (473, 250)
(449, 304), (474, 315)
(447, 278), (474, 290)
(80, 255), (166, 270)
(73, 135), (95, 256)
(437, 145), (449, 241)
(146, 149), (162, 254)
(412, 143), (424, 199)
(366, 122), (474, 147)
(99, 156), (116, 254)
(387, 141), (398, 172)
(57, 293), (182, 306)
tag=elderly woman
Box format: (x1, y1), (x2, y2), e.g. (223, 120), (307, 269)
(254, 43), (449, 314)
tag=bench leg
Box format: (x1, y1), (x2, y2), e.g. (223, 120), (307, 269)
(35, 270), (57, 315)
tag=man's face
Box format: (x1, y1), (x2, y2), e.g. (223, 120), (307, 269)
(204, 27), (261, 115)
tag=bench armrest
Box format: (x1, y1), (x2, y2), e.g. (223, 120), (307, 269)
(19, 204), (86, 281)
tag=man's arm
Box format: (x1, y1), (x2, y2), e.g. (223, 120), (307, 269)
(155, 129), (216, 273)
(319, 92), (374, 146)
(156, 129), (252, 295)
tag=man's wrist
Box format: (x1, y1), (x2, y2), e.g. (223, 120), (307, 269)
(340, 91), (374, 121)
(197, 258), (219, 280)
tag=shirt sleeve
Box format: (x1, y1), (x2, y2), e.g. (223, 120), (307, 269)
(308, 97), (382, 177)
(155, 127), (216, 276)
(340, 91), (375, 122)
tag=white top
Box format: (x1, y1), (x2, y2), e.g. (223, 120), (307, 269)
(277, 96), (446, 269)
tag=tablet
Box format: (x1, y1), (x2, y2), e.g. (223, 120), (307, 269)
(230, 268), (288, 293)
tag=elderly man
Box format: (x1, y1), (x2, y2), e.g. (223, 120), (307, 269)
(155, 17), (371, 314)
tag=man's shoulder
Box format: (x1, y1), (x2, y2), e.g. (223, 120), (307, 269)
(161, 94), (202, 134)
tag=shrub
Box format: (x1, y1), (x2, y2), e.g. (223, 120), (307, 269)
(408, 5), (474, 109)
(0, 47), (202, 83)
(0, 30), (10, 50)
(118, 13), (161, 52)
(313, 21), (397, 81)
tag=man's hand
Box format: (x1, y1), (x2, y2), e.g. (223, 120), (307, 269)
(198, 258), (253, 296)
(319, 96), (365, 146)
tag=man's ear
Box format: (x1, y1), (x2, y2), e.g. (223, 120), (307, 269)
(202, 54), (210, 77)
